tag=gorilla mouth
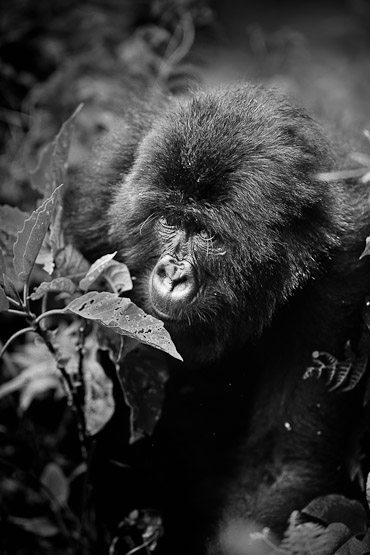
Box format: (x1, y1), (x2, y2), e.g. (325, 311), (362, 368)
(149, 297), (193, 329)
(149, 302), (174, 322)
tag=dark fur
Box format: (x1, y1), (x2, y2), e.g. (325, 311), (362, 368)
(64, 82), (370, 552)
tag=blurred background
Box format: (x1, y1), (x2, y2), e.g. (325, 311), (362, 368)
(2, 0), (370, 209)
(1, 1), (370, 554)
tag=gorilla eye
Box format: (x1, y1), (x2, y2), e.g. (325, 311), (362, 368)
(159, 216), (176, 228)
(199, 229), (212, 240)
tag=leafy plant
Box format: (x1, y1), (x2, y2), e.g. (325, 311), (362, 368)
(0, 106), (181, 554)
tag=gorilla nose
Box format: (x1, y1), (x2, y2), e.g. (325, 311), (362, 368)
(151, 255), (198, 310)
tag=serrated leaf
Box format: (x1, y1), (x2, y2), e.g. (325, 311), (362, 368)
(79, 252), (116, 291)
(104, 260), (133, 294)
(64, 291), (182, 360)
(30, 104), (83, 198)
(0, 286), (9, 311)
(31, 277), (76, 300)
(13, 185), (62, 282)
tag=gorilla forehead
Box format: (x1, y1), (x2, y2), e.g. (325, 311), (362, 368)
(137, 83), (323, 205)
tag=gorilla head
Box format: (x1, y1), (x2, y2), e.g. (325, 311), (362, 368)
(107, 84), (342, 361)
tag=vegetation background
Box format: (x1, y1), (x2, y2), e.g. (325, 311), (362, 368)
(1, 1), (370, 554)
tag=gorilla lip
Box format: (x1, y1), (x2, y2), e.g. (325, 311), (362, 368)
(149, 303), (173, 322)
(148, 296), (192, 327)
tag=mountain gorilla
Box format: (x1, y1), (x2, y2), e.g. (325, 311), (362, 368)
(64, 82), (370, 552)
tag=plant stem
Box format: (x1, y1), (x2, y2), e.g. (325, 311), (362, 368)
(7, 309), (29, 317)
(35, 323), (88, 461)
(34, 309), (67, 325)
(23, 283), (31, 313)
(0, 327), (35, 357)
(7, 296), (21, 308)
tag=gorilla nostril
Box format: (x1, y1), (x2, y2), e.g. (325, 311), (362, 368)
(150, 256), (198, 312)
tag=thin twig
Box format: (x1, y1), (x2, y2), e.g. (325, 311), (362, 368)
(35, 323), (88, 460)
(77, 320), (86, 402)
(34, 309), (67, 325)
(6, 296), (22, 308)
(23, 283), (31, 313)
(0, 327), (35, 357)
(7, 309), (29, 317)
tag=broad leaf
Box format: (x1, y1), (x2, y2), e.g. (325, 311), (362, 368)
(79, 252), (117, 291)
(31, 277), (76, 300)
(103, 260), (133, 293)
(0, 286), (9, 312)
(13, 185), (62, 282)
(64, 291), (182, 360)
(30, 104), (83, 197)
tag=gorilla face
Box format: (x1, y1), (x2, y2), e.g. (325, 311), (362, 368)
(107, 84), (340, 361)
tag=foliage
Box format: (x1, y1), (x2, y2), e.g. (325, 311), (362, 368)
(0, 105), (180, 554)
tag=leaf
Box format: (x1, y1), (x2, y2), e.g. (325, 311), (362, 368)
(0, 286), (9, 311)
(53, 243), (90, 280)
(40, 322), (115, 435)
(0, 343), (61, 405)
(19, 375), (62, 411)
(13, 185), (62, 283)
(2, 274), (22, 304)
(0, 206), (29, 257)
(302, 494), (367, 535)
(64, 291), (182, 360)
(360, 236), (370, 260)
(103, 260), (133, 293)
(0, 205), (29, 239)
(119, 345), (169, 442)
(36, 246), (55, 275)
(31, 277), (76, 300)
(0, 248), (6, 277)
(41, 463), (69, 505)
(83, 333), (115, 435)
(273, 511), (329, 555)
(110, 509), (163, 554)
(304, 346), (368, 393)
(8, 516), (60, 538)
(79, 252), (117, 291)
(30, 104), (83, 198)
